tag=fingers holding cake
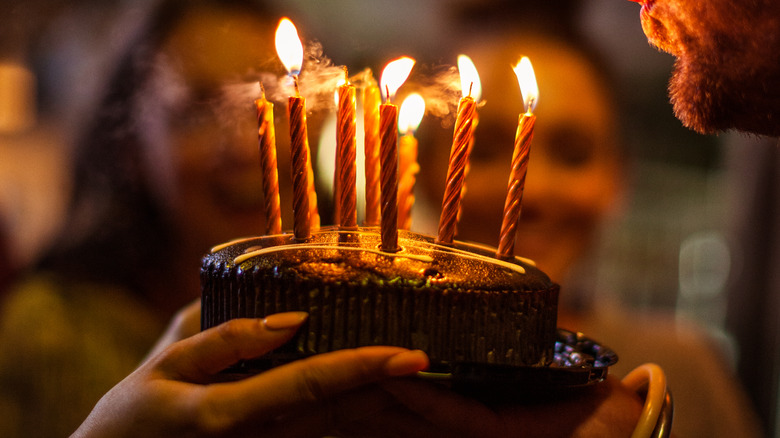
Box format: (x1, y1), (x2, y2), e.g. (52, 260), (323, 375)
(150, 311), (310, 382)
(216, 346), (429, 419)
(205, 347), (428, 436)
(74, 311), (430, 437)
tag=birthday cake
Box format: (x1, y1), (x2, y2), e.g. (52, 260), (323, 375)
(200, 226), (559, 370)
(200, 17), (560, 374)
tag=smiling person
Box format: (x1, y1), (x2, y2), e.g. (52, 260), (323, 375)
(0, 1), (274, 435)
(8, 0), (778, 436)
(0, 0), (428, 435)
(2, 0), (643, 434)
(418, 33), (623, 289)
(414, 16), (763, 434)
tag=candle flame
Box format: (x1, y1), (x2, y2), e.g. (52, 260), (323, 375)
(275, 18), (303, 76)
(512, 56), (538, 113)
(457, 55), (482, 101)
(380, 56), (415, 102)
(398, 93), (425, 133)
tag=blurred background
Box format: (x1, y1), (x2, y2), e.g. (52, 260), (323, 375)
(1, 0), (777, 436)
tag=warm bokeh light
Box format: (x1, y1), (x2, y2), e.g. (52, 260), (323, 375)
(275, 18), (303, 75)
(379, 56), (415, 102)
(398, 93), (425, 134)
(512, 56), (538, 113)
(457, 55), (482, 101)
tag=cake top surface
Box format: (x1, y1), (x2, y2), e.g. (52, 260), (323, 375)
(203, 226), (556, 292)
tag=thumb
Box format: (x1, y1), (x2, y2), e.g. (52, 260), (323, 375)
(153, 312), (308, 382)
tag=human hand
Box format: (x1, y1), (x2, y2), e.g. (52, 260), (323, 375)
(336, 375), (643, 437)
(72, 312), (429, 437)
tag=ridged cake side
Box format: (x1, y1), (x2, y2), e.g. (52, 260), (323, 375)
(201, 227), (559, 367)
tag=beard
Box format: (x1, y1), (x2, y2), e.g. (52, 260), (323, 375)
(668, 46), (780, 137)
(642, 0), (780, 136)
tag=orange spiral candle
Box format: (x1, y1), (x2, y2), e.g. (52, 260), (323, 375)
(497, 56), (539, 258)
(455, 55), (482, 231)
(378, 57), (415, 251)
(288, 87), (311, 241)
(255, 85), (282, 235)
(379, 102), (399, 251)
(436, 93), (476, 245)
(362, 81), (381, 226)
(337, 69), (357, 229)
(496, 112), (535, 258)
(276, 17), (316, 240)
(458, 110), (479, 229)
(397, 133), (418, 230)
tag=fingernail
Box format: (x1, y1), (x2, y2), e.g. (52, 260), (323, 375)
(385, 350), (429, 376)
(263, 311), (308, 331)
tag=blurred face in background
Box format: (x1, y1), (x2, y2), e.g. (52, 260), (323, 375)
(421, 36), (624, 283)
(137, 5), (291, 253)
(136, 9), (625, 285)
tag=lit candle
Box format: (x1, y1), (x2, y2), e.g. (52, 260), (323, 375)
(455, 55), (482, 229)
(436, 60), (480, 245)
(336, 67), (357, 229)
(254, 84), (282, 235)
(362, 75), (381, 226)
(378, 56), (415, 252)
(397, 93), (425, 231)
(332, 75), (346, 225)
(497, 56), (538, 259)
(275, 17), (314, 240)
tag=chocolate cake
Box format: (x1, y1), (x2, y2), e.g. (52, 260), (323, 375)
(201, 226), (559, 370)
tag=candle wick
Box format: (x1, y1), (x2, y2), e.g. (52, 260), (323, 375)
(468, 82), (474, 98)
(343, 65), (349, 82)
(293, 75), (301, 97)
(385, 84), (391, 104)
(526, 97), (535, 114)
(259, 82), (266, 100)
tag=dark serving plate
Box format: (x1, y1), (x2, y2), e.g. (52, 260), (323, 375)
(416, 329), (618, 402)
